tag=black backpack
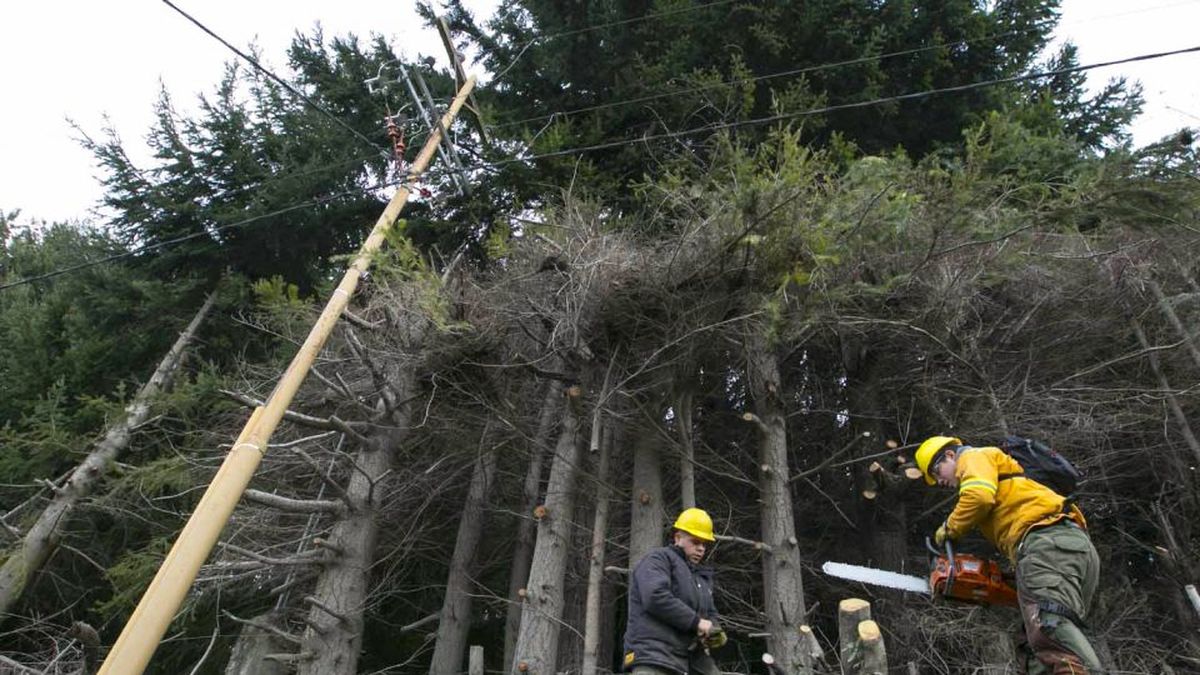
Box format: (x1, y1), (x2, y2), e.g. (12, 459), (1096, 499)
(997, 435), (1082, 500)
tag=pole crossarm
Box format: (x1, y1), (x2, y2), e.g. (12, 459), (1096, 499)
(98, 75), (477, 675)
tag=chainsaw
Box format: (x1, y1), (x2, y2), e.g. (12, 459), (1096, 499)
(822, 538), (1018, 607)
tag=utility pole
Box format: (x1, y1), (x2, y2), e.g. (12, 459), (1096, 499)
(436, 15), (490, 148)
(96, 75), (477, 675)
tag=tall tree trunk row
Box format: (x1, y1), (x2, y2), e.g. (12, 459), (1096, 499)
(511, 383), (585, 674)
(581, 418), (614, 675)
(504, 380), (562, 668)
(429, 428), (498, 675)
(746, 332), (812, 675)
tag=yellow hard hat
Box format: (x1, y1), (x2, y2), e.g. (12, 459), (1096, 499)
(915, 436), (962, 485)
(672, 507), (715, 542)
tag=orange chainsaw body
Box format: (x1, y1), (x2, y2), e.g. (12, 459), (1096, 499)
(929, 552), (1018, 607)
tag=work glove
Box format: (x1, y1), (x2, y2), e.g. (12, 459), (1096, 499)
(934, 522), (950, 546)
(702, 624), (728, 650)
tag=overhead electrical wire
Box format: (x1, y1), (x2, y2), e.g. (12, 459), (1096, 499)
(492, 0), (1199, 130)
(520, 0), (739, 45)
(6, 42), (1197, 292)
(161, 0), (389, 159)
(490, 0), (741, 81)
(0, 185), (383, 292)
(429, 43), (1200, 175)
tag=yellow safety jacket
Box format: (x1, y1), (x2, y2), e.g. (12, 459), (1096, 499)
(944, 446), (1086, 562)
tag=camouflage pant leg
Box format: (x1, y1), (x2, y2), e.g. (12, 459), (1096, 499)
(1016, 523), (1103, 675)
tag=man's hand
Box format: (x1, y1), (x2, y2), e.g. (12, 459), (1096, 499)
(703, 624), (728, 650)
(934, 522), (950, 546)
(697, 618), (713, 637)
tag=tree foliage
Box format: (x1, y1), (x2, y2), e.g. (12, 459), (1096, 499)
(2, 11), (1197, 675)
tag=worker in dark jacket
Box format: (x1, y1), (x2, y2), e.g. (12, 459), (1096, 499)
(916, 436), (1101, 675)
(623, 508), (725, 675)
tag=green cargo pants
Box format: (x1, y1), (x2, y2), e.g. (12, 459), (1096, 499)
(1015, 520), (1103, 675)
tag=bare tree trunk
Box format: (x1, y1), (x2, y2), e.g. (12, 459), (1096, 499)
(581, 419), (614, 675)
(745, 332), (812, 675)
(629, 413), (666, 567)
(429, 433), (499, 675)
(676, 389), (696, 510)
(0, 290), (217, 617)
(296, 340), (417, 675)
(505, 381), (562, 668)
(224, 612), (291, 675)
(511, 384), (585, 674)
(295, 425), (399, 674)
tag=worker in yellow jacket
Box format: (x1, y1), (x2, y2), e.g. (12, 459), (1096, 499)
(916, 436), (1101, 675)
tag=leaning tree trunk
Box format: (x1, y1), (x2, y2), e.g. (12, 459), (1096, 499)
(429, 433), (499, 675)
(0, 290), (216, 617)
(511, 383), (585, 674)
(745, 332), (813, 675)
(1130, 315), (1200, 466)
(505, 381), (562, 668)
(1148, 278), (1200, 369)
(629, 411), (666, 567)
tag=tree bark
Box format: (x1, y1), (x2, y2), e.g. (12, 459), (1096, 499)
(837, 598), (873, 670)
(224, 612), (292, 675)
(429, 434), (499, 675)
(296, 350), (416, 675)
(842, 338), (908, 576)
(676, 388), (696, 510)
(746, 332), (812, 675)
(581, 419), (614, 675)
(505, 381), (562, 669)
(0, 290), (216, 617)
(295, 429), (397, 675)
(511, 384), (585, 674)
(629, 413), (666, 567)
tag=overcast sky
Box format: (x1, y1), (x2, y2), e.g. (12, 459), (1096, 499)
(2, 0), (1198, 226)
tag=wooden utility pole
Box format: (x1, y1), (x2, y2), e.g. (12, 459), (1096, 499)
(97, 75), (477, 675)
(436, 16), (490, 147)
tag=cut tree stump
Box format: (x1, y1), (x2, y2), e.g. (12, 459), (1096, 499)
(838, 598), (888, 675)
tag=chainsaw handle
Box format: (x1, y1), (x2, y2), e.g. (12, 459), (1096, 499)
(924, 536), (940, 556)
(925, 537), (957, 598)
(944, 539), (955, 598)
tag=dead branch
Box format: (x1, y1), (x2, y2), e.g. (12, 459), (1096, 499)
(242, 489), (345, 515)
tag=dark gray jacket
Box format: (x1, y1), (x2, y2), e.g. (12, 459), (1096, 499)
(623, 545), (718, 674)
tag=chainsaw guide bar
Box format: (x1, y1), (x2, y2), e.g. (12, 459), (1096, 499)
(821, 561), (931, 595)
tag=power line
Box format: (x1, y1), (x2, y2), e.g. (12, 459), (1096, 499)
(450, 43), (1200, 174)
(161, 0), (388, 159)
(491, 0), (740, 81)
(0, 184), (388, 292)
(9, 44), (1198, 291)
(516, 0), (739, 45)
(492, 25), (1046, 130)
(492, 0), (1199, 131)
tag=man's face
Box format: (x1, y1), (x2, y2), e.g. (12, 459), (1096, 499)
(932, 450), (958, 488)
(674, 531), (708, 564)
